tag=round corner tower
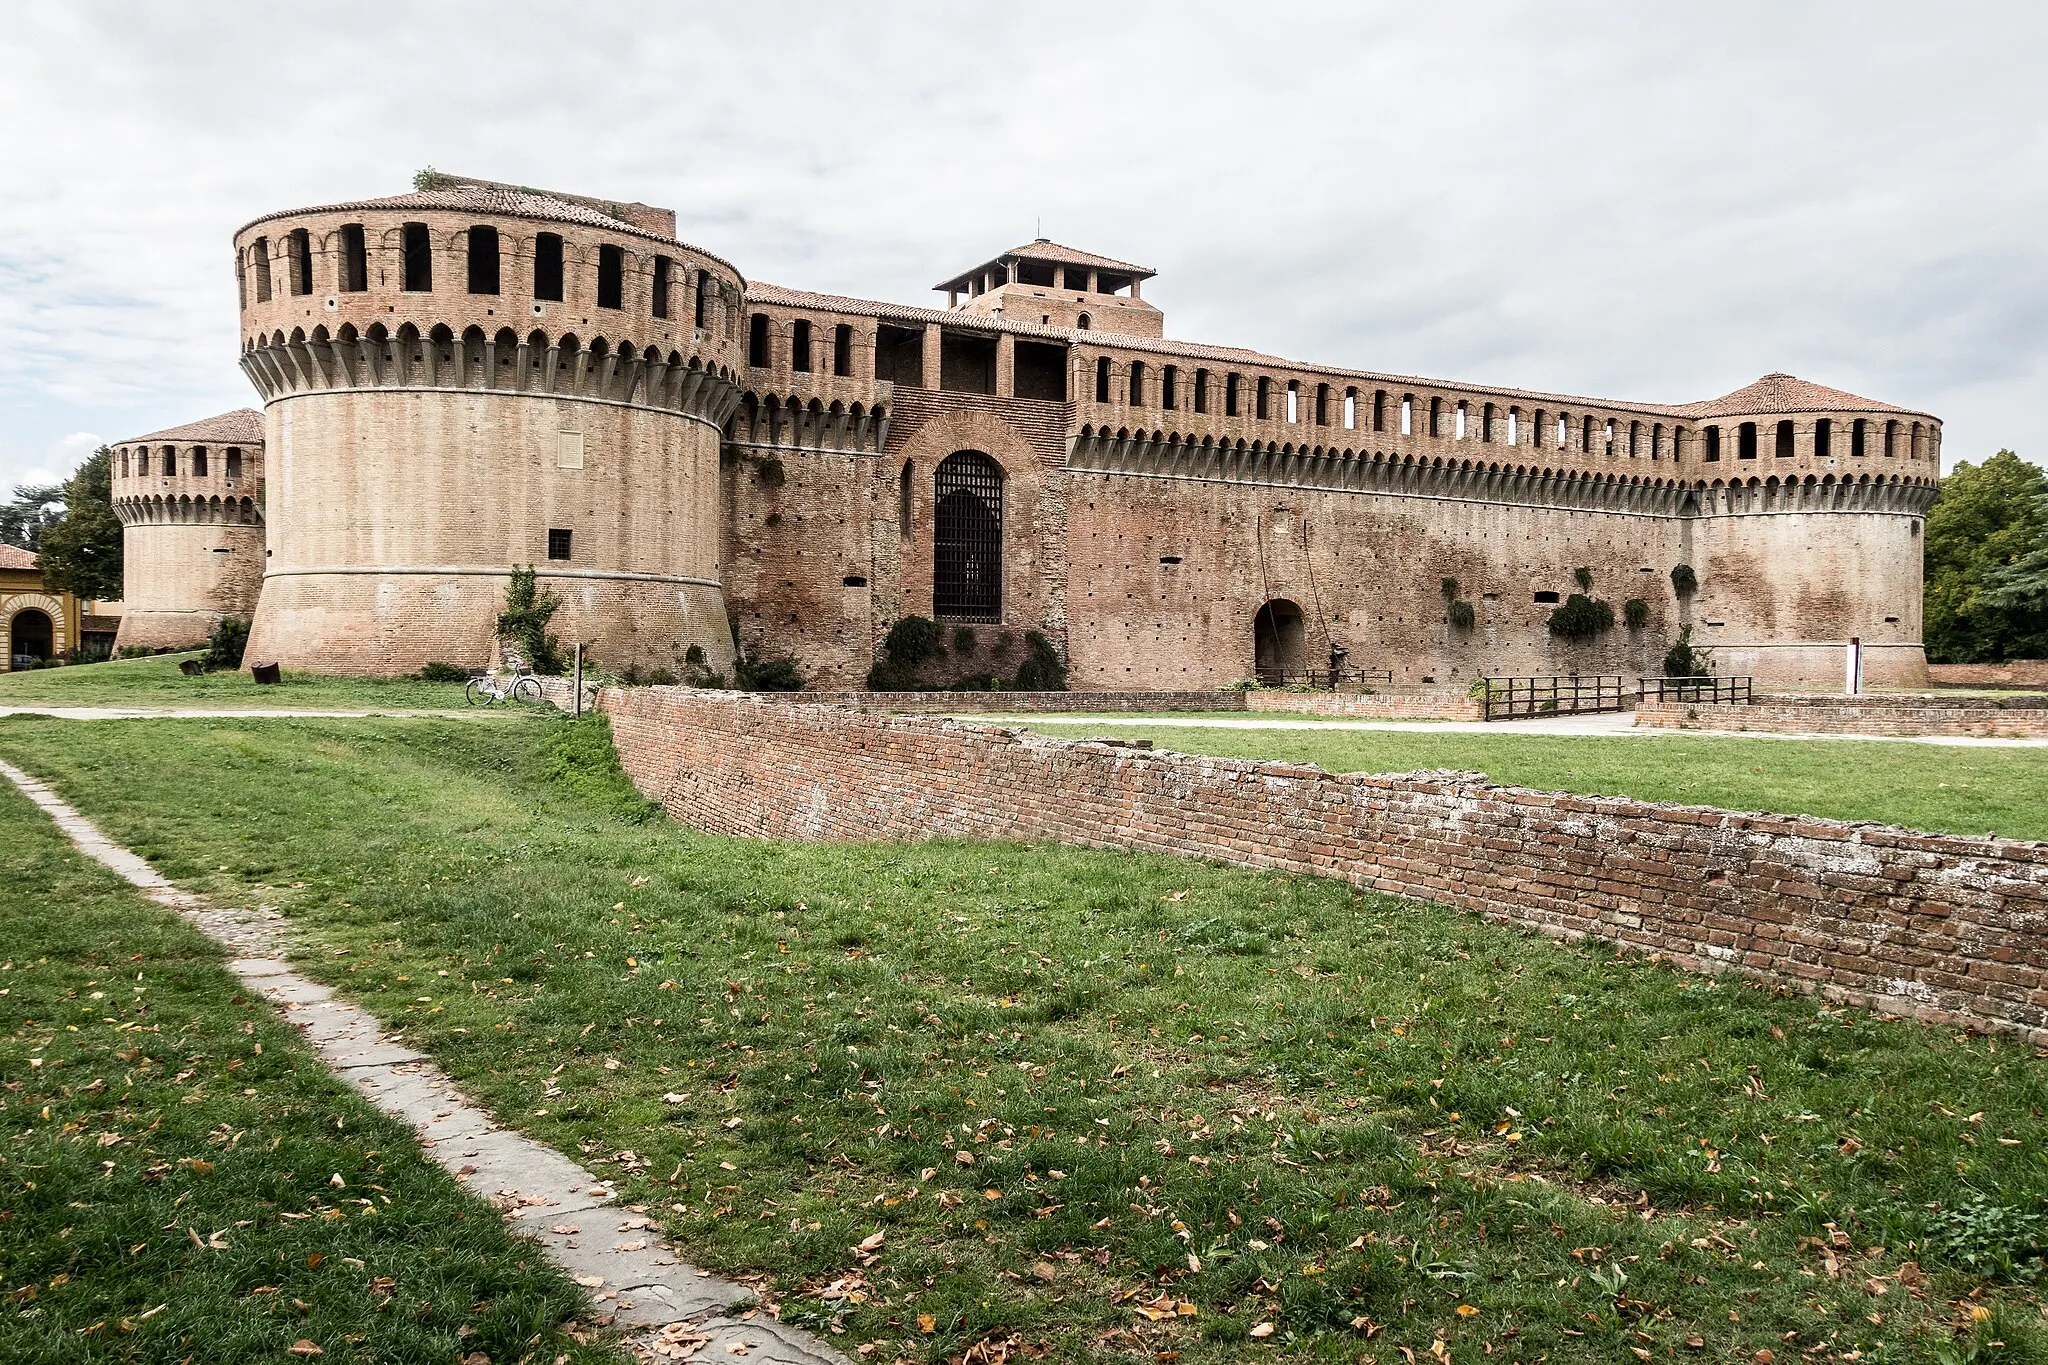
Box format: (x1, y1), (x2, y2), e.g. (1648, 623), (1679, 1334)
(233, 176), (745, 676)
(111, 409), (267, 651)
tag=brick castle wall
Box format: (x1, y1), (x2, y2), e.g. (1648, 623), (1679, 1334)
(600, 688), (2048, 1041)
(1245, 689), (1484, 720)
(1929, 661), (2048, 689)
(1637, 695), (2048, 738)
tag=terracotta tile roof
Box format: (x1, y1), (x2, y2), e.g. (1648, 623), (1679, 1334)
(934, 239), (1155, 292)
(749, 286), (1936, 423)
(120, 409), (264, 447)
(0, 544), (38, 571)
(1675, 373), (1923, 419)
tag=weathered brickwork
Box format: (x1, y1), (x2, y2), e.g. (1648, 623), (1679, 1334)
(1245, 689), (1485, 721)
(749, 689), (1243, 715)
(110, 410), (266, 651)
(1637, 695), (2048, 738)
(600, 688), (2048, 1042)
(1929, 662), (2048, 689)
(186, 175), (1940, 687)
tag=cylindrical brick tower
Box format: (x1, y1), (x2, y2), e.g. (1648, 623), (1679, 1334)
(234, 176), (745, 676)
(111, 409), (267, 651)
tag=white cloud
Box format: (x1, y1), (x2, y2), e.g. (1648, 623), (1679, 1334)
(0, 0), (2040, 470)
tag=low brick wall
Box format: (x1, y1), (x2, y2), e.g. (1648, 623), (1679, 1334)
(734, 690), (1245, 715)
(1246, 689), (1484, 721)
(600, 687), (2048, 1042)
(1638, 694), (2048, 738)
(1930, 661), (2048, 689)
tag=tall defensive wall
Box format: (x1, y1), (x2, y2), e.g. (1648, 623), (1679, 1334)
(110, 410), (266, 651)
(233, 177), (743, 676)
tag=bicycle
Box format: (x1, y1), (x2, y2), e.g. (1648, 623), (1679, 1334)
(465, 655), (545, 707)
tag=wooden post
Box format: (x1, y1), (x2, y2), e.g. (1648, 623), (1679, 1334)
(573, 642), (583, 717)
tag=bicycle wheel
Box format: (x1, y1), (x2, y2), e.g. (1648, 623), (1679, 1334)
(464, 679), (494, 707)
(512, 677), (544, 704)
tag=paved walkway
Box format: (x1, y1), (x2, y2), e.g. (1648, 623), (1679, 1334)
(984, 711), (2048, 748)
(0, 757), (843, 1365)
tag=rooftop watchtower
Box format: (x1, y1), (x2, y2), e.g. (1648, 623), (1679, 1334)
(936, 240), (1162, 338)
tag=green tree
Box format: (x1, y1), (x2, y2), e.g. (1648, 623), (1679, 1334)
(1924, 451), (2048, 663)
(35, 447), (124, 600)
(495, 566), (564, 674)
(0, 482), (63, 551)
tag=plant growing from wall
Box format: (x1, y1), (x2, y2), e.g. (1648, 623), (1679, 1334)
(1015, 631), (1068, 691)
(496, 565), (565, 675)
(736, 656), (805, 692)
(867, 615), (944, 691)
(413, 167), (452, 191)
(1546, 568), (1614, 642)
(1671, 563), (1698, 597)
(1662, 625), (1713, 678)
(954, 626), (978, 656)
(1623, 597), (1651, 630)
(1441, 575), (1476, 631)
(1573, 566), (1594, 593)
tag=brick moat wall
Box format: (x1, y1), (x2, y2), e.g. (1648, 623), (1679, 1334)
(1929, 661), (2048, 689)
(1636, 696), (2048, 738)
(600, 687), (2048, 1041)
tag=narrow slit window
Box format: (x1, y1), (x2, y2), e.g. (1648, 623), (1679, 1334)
(401, 222), (432, 292)
(652, 255), (673, 318)
(597, 244), (623, 309)
(533, 233), (564, 302)
(339, 224), (367, 292)
(467, 225), (500, 295)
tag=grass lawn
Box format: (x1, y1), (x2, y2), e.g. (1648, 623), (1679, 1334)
(1020, 721), (2048, 843)
(0, 713), (2043, 1363)
(0, 761), (624, 1363)
(0, 653), (473, 711)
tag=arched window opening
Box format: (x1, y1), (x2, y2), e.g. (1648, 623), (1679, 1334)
(120, 449), (130, 477)
(288, 228), (314, 296)
(1738, 422), (1758, 459)
(898, 460), (914, 538)
(9, 609), (54, 669)
(192, 446), (208, 477)
(792, 319), (813, 373)
(1095, 356), (1111, 403)
(1454, 401), (1467, 441)
(652, 255), (673, 318)
(226, 448), (243, 481)
(597, 244), (624, 309)
(748, 314), (771, 368)
(934, 452), (1004, 623)
(1506, 409), (1518, 446)
(1075, 313), (1091, 330)
(694, 269), (712, 328)
(1400, 396), (1413, 436)
(1343, 388), (1357, 430)
(1193, 368), (1209, 414)
(1911, 422), (1924, 459)
(1162, 365), (1178, 411)
(533, 233), (564, 302)
(136, 448), (148, 476)
(1815, 417), (1832, 460)
(401, 222), (432, 292)
(1129, 360), (1146, 406)
(162, 446), (178, 476)
(832, 323), (853, 377)
(251, 237), (272, 303)
(1775, 419), (1795, 458)
(1252, 600), (1307, 686)
(467, 226), (500, 295)
(339, 224), (367, 292)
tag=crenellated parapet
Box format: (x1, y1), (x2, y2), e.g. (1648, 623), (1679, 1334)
(724, 389), (892, 455)
(240, 323), (744, 431)
(1068, 423), (1938, 519)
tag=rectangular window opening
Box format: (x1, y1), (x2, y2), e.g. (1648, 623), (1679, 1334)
(1775, 419), (1795, 458)
(401, 222), (432, 292)
(832, 323), (853, 377)
(1161, 365), (1177, 411)
(467, 225), (500, 295)
(251, 237), (272, 303)
(597, 244), (624, 309)
(792, 318), (813, 373)
(1815, 417), (1832, 460)
(546, 528), (573, 561)
(288, 228), (314, 296)
(192, 446), (208, 477)
(226, 448), (243, 480)
(652, 255), (673, 318)
(533, 233), (564, 302)
(339, 224), (367, 292)
(748, 313), (771, 368)
(1014, 339), (1067, 401)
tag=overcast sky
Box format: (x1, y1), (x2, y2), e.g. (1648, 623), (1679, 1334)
(3, 1), (2043, 493)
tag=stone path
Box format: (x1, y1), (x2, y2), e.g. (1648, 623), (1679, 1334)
(0, 757), (844, 1365)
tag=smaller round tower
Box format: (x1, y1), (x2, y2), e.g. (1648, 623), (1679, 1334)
(111, 409), (266, 651)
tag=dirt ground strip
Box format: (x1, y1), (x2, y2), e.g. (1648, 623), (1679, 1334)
(0, 756), (845, 1365)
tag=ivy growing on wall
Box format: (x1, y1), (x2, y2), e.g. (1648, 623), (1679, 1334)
(1623, 597), (1651, 630)
(1547, 568), (1614, 641)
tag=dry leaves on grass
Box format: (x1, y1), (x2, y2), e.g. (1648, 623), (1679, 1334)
(1131, 1292), (1198, 1321)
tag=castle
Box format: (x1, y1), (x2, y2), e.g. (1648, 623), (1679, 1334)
(114, 174), (1942, 689)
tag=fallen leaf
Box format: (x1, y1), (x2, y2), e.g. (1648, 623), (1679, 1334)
(955, 1150), (975, 1166)
(918, 1314), (936, 1333)
(573, 1274), (605, 1288)
(1249, 1321), (1275, 1338)
(1455, 1304), (1478, 1317)
(285, 1343), (323, 1358)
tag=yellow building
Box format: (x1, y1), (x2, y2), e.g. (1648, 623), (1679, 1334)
(1, 545), (116, 671)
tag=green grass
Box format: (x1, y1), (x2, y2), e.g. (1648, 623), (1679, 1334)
(1, 713), (2044, 1363)
(0, 653), (472, 711)
(1019, 721), (2048, 842)
(0, 765), (625, 1363)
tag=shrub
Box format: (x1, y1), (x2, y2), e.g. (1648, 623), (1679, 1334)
(1663, 626), (1712, 678)
(1623, 597), (1651, 630)
(496, 566), (564, 675)
(202, 616), (250, 672)
(1670, 563), (1698, 596)
(867, 615), (944, 690)
(418, 661), (468, 683)
(1573, 566), (1594, 592)
(1547, 593), (1614, 641)
(737, 656), (804, 692)
(1448, 599), (1476, 631)
(117, 645), (152, 660)
(755, 457), (786, 488)
(1015, 630), (1068, 691)
(953, 626), (978, 656)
